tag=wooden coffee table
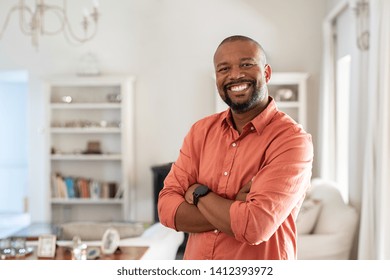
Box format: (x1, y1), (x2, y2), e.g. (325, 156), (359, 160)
(6, 245), (149, 260)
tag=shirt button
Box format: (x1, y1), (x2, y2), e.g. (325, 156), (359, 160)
(250, 126), (255, 131)
(232, 143), (237, 147)
(223, 171), (228, 176)
(214, 229), (219, 234)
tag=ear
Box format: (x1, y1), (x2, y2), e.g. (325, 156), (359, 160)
(264, 64), (272, 82)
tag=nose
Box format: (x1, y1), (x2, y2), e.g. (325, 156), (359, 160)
(228, 65), (244, 80)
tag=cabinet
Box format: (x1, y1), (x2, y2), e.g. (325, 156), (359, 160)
(267, 72), (308, 129)
(215, 72), (308, 129)
(45, 75), (135, 224)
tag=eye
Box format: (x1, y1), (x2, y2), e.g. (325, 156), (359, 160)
(217, 66), (229, 73)
(241, 63), (254, 68)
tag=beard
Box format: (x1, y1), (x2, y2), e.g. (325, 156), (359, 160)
(221, 78), (267, 114)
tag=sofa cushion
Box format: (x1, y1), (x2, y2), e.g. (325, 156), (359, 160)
(296, 198), (322, 234)
(59, 222), (145, 240)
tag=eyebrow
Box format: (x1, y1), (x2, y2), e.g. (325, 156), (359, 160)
(216, 62), (229, 68)
(216, 57), (257, 68)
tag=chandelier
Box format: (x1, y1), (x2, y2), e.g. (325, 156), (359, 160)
(353, 0), (369, 51)
(0, 0), (99, 49)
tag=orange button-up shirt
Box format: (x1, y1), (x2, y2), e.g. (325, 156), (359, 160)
(158, 98), (313, 260)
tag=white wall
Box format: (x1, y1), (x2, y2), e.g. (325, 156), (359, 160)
(0, 0), (326, 222)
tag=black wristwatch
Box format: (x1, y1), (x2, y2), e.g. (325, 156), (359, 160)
(193, 185), (210, 207)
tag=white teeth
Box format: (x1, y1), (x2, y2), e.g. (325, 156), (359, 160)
(230, 84), (248, 92)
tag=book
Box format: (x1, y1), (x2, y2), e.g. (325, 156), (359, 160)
(51, 173), (59, 198)
(64, 177), (76, 198)
(108, 182), (117, 198)
(57, 175), (68, 198)
(77, 178), (90, 198)
(115, 184), (123, 199)
(101, 182), (109, 198)
(90, 180), (101, 199)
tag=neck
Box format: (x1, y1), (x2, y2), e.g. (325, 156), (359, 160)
(231, 98), (269, 134)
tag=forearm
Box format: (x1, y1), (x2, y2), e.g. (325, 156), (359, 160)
(196, 192), (235, 236)
(175, 201), (215, 233)
(181, 181), (248, 236)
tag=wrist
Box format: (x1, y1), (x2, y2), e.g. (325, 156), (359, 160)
(193, 185), (210, 206)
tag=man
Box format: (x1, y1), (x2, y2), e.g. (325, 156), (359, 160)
(158, 35), (313, 259)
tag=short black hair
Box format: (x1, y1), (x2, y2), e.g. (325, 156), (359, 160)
(217, 35), (267, 64)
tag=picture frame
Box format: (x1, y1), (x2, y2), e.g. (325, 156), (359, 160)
(275, 88), (296, 102)
(37, 234), (57, 258)
(101, 228), (120, 255)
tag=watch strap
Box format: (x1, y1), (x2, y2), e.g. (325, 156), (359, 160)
(193, 185), (210, 207)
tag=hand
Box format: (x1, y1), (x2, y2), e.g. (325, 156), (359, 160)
(235, 180), (252, 201)
(185, 184), (200, 204)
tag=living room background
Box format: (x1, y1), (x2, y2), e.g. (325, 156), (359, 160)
(0, 0), (326, 223)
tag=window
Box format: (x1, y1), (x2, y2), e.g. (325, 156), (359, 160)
(335, 55), (351, 202)
(0, 71), (28, 213)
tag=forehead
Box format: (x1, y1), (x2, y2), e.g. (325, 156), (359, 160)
(214, 40), (260, 65)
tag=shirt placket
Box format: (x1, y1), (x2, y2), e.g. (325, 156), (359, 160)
(217, 130), (240, 196)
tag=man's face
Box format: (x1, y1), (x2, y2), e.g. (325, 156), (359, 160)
(214, 40), (269, 113)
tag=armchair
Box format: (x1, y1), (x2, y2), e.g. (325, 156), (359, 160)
(297, 178), (359, 259)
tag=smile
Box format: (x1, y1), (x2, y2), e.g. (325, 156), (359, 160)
(225, 81), (252, 93)
(230, 83), (249, 92)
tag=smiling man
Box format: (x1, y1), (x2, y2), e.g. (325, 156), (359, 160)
(158, 35), (313, 260)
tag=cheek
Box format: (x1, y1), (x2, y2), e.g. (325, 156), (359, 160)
(216, 77), (225, 90)
(254, 74), (264, 87)
(216, 84), (227, 101)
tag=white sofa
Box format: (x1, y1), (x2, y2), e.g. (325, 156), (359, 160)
(118, 222), (184, 260)
(296, 178), (358, 260)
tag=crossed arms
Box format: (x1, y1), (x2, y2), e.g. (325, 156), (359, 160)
(174, 180), (251, 236)
(158, 124), (313, 245)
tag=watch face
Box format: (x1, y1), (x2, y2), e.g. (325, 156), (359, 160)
(195, 185), (209, 196)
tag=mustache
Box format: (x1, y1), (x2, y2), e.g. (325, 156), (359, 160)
(223, 79), (256, 92)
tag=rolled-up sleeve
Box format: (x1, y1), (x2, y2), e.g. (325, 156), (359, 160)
(158, 128), (198, 230)
(230, 131), (313, 245)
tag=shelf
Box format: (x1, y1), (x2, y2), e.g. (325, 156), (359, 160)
(50, 103), (121, 109)
(46, 75), (135, 223)
(50, 198), (124, 205)
(50, 127), (121, 134)
(276, 101), (300, 108)
(268, 72), (308, 128)
(268, 72), (309, 84)
(51, 154), (122, 161)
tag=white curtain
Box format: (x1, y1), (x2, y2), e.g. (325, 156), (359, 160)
(318, 22), (336, 181)
(318, 4), (343, 182)
(358, 0), (390, 259)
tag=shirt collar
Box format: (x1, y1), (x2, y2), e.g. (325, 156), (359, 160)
(220, 96), (278, 135)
